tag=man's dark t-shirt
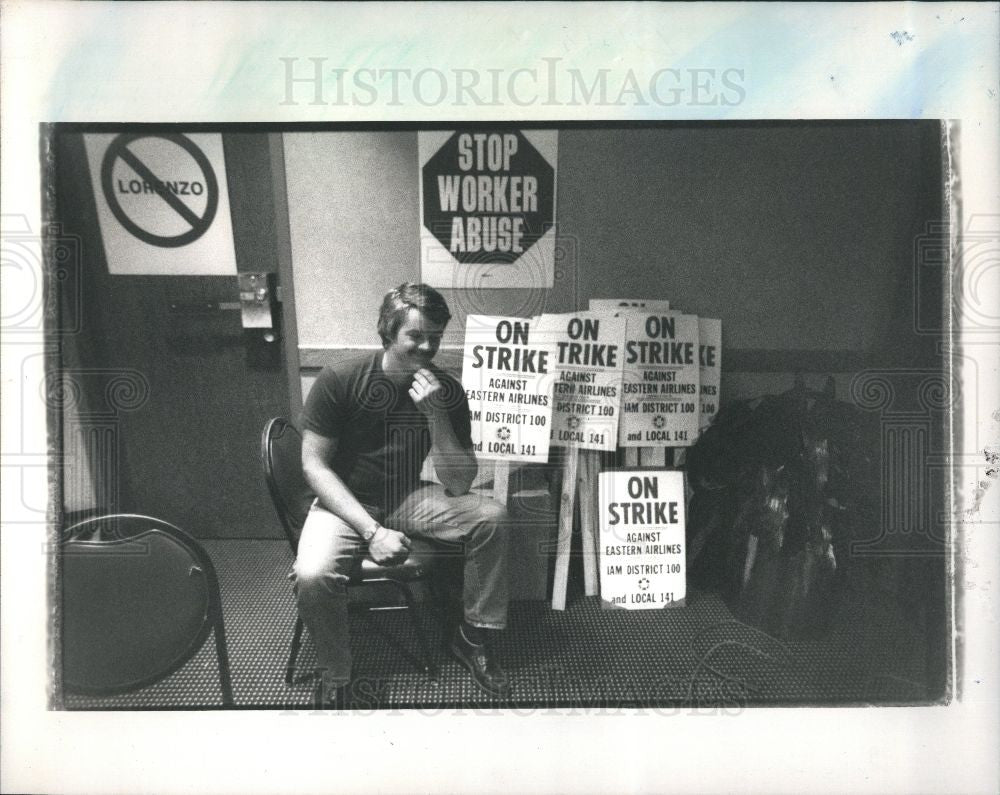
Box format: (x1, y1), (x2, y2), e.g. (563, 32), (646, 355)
(300, 352), (473, 510)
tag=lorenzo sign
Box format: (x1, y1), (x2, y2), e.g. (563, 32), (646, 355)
(419, 130), (557, 289)
(84, 133), (238, 275)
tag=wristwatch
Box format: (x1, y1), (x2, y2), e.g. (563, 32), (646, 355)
(361, 521), (382, 543)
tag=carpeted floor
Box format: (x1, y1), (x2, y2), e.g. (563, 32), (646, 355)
(61, 540), (935, 710)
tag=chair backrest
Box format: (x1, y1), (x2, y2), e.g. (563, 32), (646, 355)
(61, 514), (229, 699)
(261, 417), (316, 553)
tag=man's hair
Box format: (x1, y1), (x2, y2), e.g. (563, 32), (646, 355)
(377, 282), (452, 348)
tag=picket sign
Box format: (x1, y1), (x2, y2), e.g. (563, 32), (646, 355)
(554, 445), (679, 610)
(598, 469), (688, 609)
(547, 304), (711, 610)
(539, 310), (625, 611)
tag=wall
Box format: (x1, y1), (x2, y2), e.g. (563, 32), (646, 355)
(285, 131), (559, 360)
(285, 122), (942, 401)
(561, 123), (939, 357)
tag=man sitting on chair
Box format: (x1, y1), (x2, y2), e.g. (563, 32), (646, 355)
(294, 282), (511, 705)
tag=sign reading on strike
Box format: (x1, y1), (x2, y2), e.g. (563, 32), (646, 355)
(535, 312), (626, 452)
(84, 133), (238, 275)
(599, 471), (686, 609)
(618, 312), (701, 447)
(461, 315), (555, 463)
(589, 298), (670, 312)
(698, 318), (722, 429)
(418, 131), (557, 289)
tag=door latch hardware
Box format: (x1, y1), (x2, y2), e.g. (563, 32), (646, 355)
(238, 272), (276, 329)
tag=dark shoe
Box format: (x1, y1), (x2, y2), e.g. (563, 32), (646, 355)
(314, 679), (352, 710)
(314, 677), (388, 710)
(449, 627), (510, 698)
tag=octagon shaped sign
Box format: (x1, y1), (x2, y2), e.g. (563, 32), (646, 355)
(419, 130), (558, 289)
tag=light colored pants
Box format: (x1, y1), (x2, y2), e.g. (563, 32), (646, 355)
(293, 483), (511, 685)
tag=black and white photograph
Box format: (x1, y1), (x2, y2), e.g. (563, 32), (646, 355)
(2, 3), (998, 794)
(48, 121), (952, 711)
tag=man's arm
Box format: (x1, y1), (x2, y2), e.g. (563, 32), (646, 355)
(409, 369), (478, 496)
(301, 429), (410, 565)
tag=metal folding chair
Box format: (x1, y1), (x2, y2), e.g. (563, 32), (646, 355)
(61, 513), (234, 705)
(261, 417), (448, 686)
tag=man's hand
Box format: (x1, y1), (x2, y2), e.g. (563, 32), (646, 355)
(409, 368), (444, 417)
(409, 367), (478, 496)
(368, 526), (411, 566)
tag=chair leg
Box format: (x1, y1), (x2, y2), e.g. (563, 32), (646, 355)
(427, 574), (455, 651)
(387, 580), (439, 680)
(212, 606), (235, 706)
(429, 561), (464, 650)
(286, 617), (304, 685)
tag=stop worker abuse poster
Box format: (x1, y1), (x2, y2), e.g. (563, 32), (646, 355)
(534, 312), (626, 452)
(617, 311), (701, 447)
(698, 318), (722, 429)
(461, 315), (556, 463)
(418, 130), (557, 289)
(599, 470), (686, 609)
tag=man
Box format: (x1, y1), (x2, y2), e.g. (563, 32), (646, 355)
(294, 282), (511, 706)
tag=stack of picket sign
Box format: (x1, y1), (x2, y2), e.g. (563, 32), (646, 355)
(460, 298), (722, 611)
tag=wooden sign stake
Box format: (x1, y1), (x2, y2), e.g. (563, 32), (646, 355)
(551, 449), (579, 610)
(578, 450), (600, 596)
(491, 460), (510, 507)
(638, 447), (662, 467)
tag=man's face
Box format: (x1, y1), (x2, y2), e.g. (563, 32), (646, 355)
(384, 307), (446, 373)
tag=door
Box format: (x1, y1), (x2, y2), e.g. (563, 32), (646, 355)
(54, 131), (296, 538)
